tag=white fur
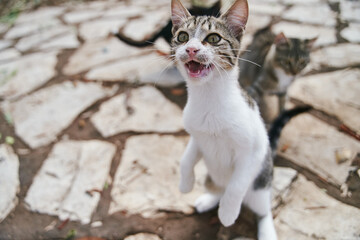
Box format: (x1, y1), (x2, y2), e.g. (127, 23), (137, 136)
(274, 66), (294, 93)
(176, 36), (277, 239)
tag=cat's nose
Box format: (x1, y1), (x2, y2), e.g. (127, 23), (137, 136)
(186, 47), (199, 58)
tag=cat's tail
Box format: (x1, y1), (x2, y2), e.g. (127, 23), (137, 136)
(268, 106), (311, 153)
(113, 31), (157, 47)
(112, 21), (172, 47)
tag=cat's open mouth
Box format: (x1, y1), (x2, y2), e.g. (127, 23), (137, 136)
(185, 61), (214, 78)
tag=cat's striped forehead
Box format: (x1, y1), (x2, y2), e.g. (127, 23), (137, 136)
(183, 16), (221, 31)
(175, 15), (234, 40)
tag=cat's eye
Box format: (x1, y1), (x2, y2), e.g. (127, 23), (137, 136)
(178, 32), (189, 43)
(205, 33), (221, 44)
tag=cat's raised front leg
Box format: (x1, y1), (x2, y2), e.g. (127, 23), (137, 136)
(218, 156), (261, 227)
(179, 137), (202, 193)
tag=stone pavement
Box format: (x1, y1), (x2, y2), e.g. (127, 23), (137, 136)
(0, 0), (360, 239)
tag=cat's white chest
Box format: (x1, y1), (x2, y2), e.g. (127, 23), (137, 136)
(193, 131), (236, 185)
(183, 88), (266, 186)
(274, 67), (294, 93)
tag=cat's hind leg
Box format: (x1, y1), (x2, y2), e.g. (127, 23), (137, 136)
(244, 188), (277, 240)
(195, 175), (224, 213)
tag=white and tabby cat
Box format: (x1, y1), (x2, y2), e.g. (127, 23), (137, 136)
(171, 0), (277, 239)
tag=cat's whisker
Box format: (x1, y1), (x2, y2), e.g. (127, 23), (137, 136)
(142, 55), (177, 87)
(215, 53), (262, 68)
(210, 60), (224, 79)
(213, 54), (262, 69)
(227, 48), (252, 52)
(213, 61), (230, 80)
(214, 53), (250, 61)
(238, 57), (261, 68)
(148, 54), (175, 62)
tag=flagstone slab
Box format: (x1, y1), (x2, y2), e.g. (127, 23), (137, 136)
(246, 14), (272, 34)
(124, 233), (162, 240)
(63, 38), (141, 75)
(1, 81), (117, 149)
(109, 134), (206, 217)
(4, 18), (62, 39)
(272, 167), (297, 209)
(86, 53), (183, 86)
(242, 14), (272, 48)
(277, 113), (360, 186)
(79, 19), (127, 41)
(25, 140), (116, 224)
(121, 8), (169, 41)
(0, 40), (12, 51)
(289, 69), (360, 133)
(37, 32), (80, 51)
(307, 43), (360, 70)
(275, 175), (360, 239)
(340, 0), (360, 23)
(0, 51), (58, 100)
(272, 22), (337, 47)
(341, 23), (360, 43)
(282, 4), (337, 27)
(63, 9), (103, 24)
(249, 2), (285, 16)
(0, 48), (20, 62)
(71, 0), (112, 11)
(15, 7), (65, 24)
(131, 0), (169, 8)
(0, 24), (9, 35)
(103, 4), (144, 19)
(15, 25), (77, 52)
(91, 86), (183, 137)
(282, 0), (321, 4)
(85, 53), (166, 82)
(0, 145), (20, 223)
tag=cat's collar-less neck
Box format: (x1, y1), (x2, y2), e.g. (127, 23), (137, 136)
(186, 68), (244, 108)
(186, 68), (239, 91)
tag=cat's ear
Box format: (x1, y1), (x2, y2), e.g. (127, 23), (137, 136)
(306, 37), (318, 49)
(274, 32), (289, 46)
(221, 0), (249, 39)
(171, 0), (191, 34)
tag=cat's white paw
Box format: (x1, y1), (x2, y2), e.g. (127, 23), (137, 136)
(218, 198), (241, 227)
(218, 206), (237, 227)
(179, 174), (195, 193)
(195, 193), (220, 213)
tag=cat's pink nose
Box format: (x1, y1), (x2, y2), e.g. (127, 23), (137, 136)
(186, 47), (199, 58)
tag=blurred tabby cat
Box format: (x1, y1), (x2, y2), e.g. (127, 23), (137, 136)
(239, 26), (316, 124)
